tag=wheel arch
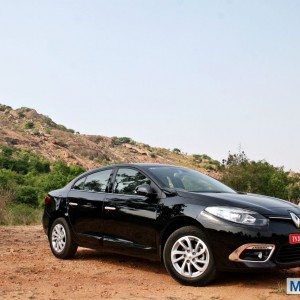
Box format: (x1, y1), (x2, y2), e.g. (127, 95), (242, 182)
(47, 211), (69, 236)
(159, 216), (206, 261)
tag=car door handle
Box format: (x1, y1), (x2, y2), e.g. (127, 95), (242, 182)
(82, 203), (95, 208)
(104, 206), (116, 211)
(69, 202), (78, 206)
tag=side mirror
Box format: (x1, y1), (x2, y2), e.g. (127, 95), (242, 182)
(135, 184), (155, 197)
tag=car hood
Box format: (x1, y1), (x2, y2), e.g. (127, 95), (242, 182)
(177, 191), (300, 217)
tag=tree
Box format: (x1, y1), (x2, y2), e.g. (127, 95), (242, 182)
(222, 152), (290, 200)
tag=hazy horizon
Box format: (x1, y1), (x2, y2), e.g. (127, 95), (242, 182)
(0, 1), (299, 171)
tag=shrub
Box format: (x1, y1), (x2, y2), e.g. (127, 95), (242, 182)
(45, 128), (51, 134)
(17, 111), (26, 118)
(0, 169), (19, 188)
(0, 146), (50, 174)
(54, 139), (68, 148)
(0, 104), (12, 111)
(19, 107), (32, 112)
(193, 154), (203, 163)
(32, 129), (41, 136)
(24, 121), (34, 129)
(56, 124), (75, 133)
(142, 143), (151, 149)
(193, 154), (212, 161)
(111, 137), (136, 146)
(0, 146), (86, 224)
(173, 148), (181, 154)
(15, 186), (39, 207)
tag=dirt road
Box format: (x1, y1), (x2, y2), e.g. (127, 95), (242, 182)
(0, 226), (299, 299)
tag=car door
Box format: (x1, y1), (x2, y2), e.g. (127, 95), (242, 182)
(102, 167), (159, 258)
(67, 168), (114, 246)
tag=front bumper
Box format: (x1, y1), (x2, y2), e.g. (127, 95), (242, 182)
(199, 212), (300, 271)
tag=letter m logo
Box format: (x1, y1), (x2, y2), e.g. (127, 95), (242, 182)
(287, 278), (300, 294)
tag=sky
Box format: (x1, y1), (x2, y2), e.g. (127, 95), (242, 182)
(0, 0), (299, 171)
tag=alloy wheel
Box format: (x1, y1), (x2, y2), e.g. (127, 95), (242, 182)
(171, 235), (210, 278)
(51, 224), (66, 253)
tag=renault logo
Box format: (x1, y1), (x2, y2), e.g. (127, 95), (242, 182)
(290, 212), (300, 228)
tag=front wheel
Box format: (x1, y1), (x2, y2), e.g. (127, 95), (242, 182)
(49, 217), (78, 259)
(163, 226), (217, 286)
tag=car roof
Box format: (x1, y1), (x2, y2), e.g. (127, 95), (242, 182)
(89, 163), (178, 172)
(79, 163), (182, 177)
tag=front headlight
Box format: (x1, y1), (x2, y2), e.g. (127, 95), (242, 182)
(204, 206), (268, 226)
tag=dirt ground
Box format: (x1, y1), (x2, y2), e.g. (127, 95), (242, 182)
(0, 226), (299, 299)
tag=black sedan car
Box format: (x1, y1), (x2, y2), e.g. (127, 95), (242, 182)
(43, 164), (300, 285)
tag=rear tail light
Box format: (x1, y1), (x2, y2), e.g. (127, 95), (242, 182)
(44, 195), (53, 206)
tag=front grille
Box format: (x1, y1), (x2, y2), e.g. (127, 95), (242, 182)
(276, 244), (300, 263)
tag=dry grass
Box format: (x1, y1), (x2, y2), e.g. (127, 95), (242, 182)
(270, 281), (286, 295)
(0, 189), (42, 225)
(0, 189), (13, 224)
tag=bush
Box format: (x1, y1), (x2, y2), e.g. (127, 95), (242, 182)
(0, 146), (50, 174)
(45, 128), (51, 134)
(193, 154), (212, 162)
(0, 169), (19, 188)
(24, 121), (35, 129)
(0, 146), (86, 224)
(111, 137), (136, 146)
(193, 154), (203, 163)
(32, 129), (41, 136)
(0, 104), (12, 111)
(15, 186), (39, 207)
(56, 124), (75, 134)
(17, 111), (26, 118)
(173, 148), (181, 154)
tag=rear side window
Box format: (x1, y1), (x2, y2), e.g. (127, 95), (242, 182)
(84, 169), (112, 193)
(113, 168), (151, 195)
(72, 177), (86, 190)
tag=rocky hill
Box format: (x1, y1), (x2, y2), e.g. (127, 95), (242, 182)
(0, 104), (221, 175)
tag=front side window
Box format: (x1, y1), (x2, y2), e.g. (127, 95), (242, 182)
(113, 168), (151, 195)
(84, 169), (112, 193)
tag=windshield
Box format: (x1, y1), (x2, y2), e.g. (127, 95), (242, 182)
(146, 166), (235, 193)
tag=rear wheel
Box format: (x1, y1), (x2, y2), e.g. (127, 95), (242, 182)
(49, 217), (78, 259)
(163, 226), (217, 286)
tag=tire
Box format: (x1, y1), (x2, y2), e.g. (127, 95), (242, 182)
(163, 226), (217, 286)
(49, 217), (78, 259)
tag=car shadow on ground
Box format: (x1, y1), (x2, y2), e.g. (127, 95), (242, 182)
(72, 247), (300, 288)
(73, 248), (166, 274)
